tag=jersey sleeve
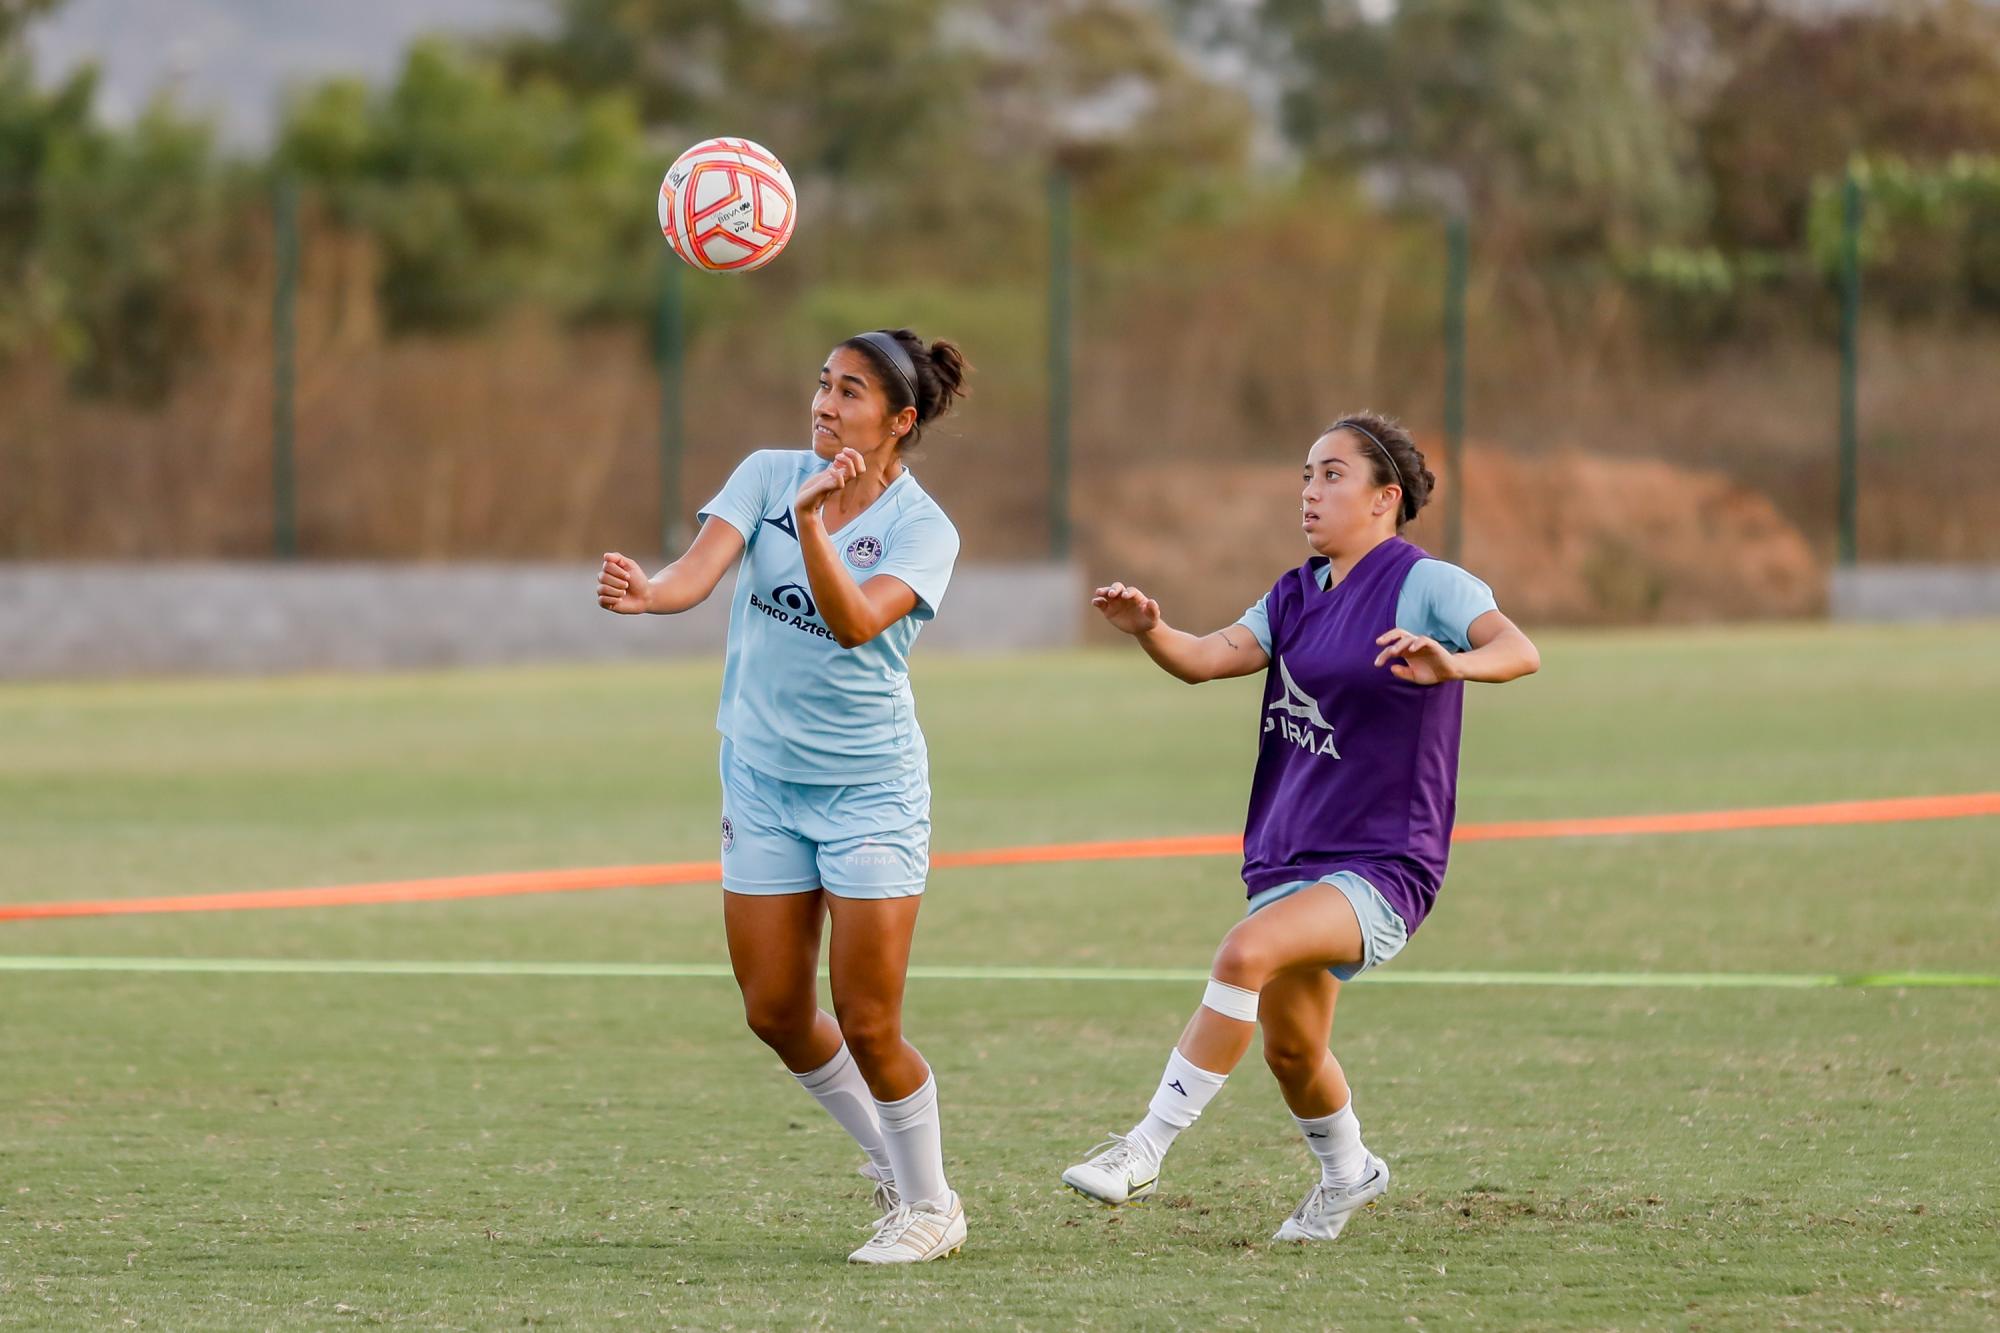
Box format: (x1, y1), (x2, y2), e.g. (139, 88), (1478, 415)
(1234, 595), (1274, 656)
(697, 450), (779, 540)
(1398, 559), (1499, 653)
(873, 509), (961, 620)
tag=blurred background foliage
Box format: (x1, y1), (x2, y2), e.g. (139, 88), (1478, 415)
(0, 0), (1995, 598)
(1, 0), (1997, 401)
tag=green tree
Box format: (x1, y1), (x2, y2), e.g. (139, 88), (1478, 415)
(276, 38), (654, 330)
(979, 0), (1252, 225)
(1697, 0), (2000, 249)
(0, 9), (238, 402)
(493, 0), (970, 197)
(491, 0), (1252, 254)
(35, 93), (239, 399)
(0, 0), (63, 48)
(492, 0), (771, 129)
(1254, 0), (1697, 250)
(0, 54), (91, 354)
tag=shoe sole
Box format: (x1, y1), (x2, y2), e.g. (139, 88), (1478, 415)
(849, 1239), (965, 1264)
(1273, 1196), (1381, 1242)
(1062, 1178), (1158, 1208)
(1272, 1161), (1391, 1242)
(849, 1214), (968, 1264)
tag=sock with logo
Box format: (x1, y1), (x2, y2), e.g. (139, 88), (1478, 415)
(793, 1044), (894, 1183)
(876, 1071), (952, 1211)
(1129, 1048), (1229, 1167)
(1293, 1099), (1369, 1188)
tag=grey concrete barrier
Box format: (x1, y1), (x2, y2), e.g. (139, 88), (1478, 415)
(1830, 564), (2000, 622)
(0, 562), (1083, 679)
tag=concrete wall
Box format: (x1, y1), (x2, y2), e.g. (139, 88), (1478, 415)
(1830, 564), (2000, 622)
(0, 562), (1083, 679)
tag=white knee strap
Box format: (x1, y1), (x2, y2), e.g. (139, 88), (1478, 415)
(1201, 977), (1260, 1023)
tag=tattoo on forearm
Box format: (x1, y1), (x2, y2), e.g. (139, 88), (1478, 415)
(1219, 630), (1239, 650)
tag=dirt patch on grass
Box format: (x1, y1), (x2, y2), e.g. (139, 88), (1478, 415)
(1079, 442), (1824, 631)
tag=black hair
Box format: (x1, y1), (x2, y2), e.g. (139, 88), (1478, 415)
(840, 328), (970, 450)
(1327, 411), (1435, 527)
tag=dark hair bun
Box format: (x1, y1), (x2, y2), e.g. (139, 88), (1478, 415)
(1329, 412), (1433, 527)
(846, 328), (971, 449)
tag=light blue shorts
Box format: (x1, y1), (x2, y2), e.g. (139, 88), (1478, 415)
(717, 740), (930, 899)
(1246, 871), (1410, 981)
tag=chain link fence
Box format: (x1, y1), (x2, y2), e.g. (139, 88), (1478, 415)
(2, 168), (1994, 624)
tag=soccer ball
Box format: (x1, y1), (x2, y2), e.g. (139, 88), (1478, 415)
(658, 138), (797, 273)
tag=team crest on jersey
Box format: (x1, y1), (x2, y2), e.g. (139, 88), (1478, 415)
(845, 535), (884, 570)
(720, 816), (734, 853)
(1265, 657), (1340, 758)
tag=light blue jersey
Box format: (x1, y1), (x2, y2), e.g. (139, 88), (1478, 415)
(1236, 557), (1497, 657)
(699, 449), (960, 785)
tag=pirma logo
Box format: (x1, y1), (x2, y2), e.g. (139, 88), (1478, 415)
(771, 582), (816, 617)
(844, 839), (901, 870)
(845, 535), (884, 570)
(1265, 657), (1340, 758)
(720, 816), (734, 854)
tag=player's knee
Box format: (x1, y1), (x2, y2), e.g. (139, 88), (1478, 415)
(741, 994), (815, 1052)
(1261, 1031), (1324, 1085)
(1211, 925), (1276, 989)
(834, 1004), (902, 1066)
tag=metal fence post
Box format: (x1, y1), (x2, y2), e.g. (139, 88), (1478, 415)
(272, 177), (299, 559)
(657, 256), (686, 557)
(1838, 169), (1862, 568)
(1444, 213), (1468, 565)
(1047, 168), (1073, 563)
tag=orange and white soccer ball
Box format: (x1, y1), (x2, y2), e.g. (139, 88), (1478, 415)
(658, 138), (797, 273)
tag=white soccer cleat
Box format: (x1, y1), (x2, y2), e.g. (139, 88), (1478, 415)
(1271, 1153), (1390, 1242)
(856, 1161), (901, 1227)
(847, 1191), (966, 1264)
(1061, 1134), (1161, 1206)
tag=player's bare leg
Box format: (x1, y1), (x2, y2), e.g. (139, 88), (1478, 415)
(828, 894), (964, 1263)
(1063, 882), (1366, 1207)
(723, 890), (898, 1201)
(1259, 968), (1388, 1241)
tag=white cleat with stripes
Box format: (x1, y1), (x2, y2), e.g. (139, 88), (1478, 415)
(847, 1191), (966, 1264)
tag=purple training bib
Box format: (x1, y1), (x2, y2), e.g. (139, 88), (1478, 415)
(1240, 536), (1465, 934)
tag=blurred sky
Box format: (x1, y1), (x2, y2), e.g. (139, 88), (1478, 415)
(26, 0), (546, 148)
(22, 0), (1909, 153)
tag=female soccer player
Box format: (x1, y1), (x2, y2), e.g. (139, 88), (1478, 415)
(1061, 412), (1539, 1242)
(597, 328), (969, 1264)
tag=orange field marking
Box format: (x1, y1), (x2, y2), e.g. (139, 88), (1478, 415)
(3, 792), (1993, 924)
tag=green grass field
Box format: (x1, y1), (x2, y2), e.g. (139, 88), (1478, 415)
(3, 623), (1998, 1329)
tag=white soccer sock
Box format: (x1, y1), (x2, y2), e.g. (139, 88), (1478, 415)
(1130, 1048), (1229, 1165)
(875, 1071), (951, 1211)
(1294, 1100), (1369, 1187)
(793, 1044), (894, 1181)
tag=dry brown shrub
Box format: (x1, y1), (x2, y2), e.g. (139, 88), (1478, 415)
(2, 198), (1994, 608)
(1079, 442), (1823, 632)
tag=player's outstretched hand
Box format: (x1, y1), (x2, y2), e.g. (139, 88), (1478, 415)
(598, 552), (652, 615)
(1374, 628), (1457, 684)
(794, 447), (866, 517)
(1091, 582), (1161, 636)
